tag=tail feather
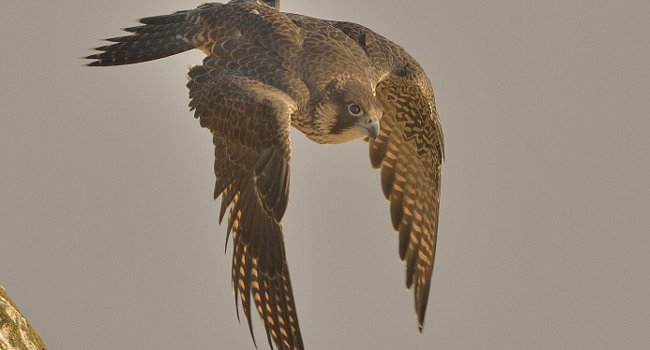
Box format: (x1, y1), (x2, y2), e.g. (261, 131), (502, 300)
(85, 12), (197, 67)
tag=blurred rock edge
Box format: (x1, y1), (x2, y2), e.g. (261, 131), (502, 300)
(0, 286), (46, 350)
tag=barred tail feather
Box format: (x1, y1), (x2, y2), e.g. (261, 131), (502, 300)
(85, 12), (197, 66)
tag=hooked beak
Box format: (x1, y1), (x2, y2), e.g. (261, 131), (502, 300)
(359, 118), (380, 139)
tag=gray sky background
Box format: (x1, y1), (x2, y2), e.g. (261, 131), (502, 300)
(1, 1), (649, 349)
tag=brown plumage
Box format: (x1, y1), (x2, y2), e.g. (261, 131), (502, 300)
(86, 0), (444, 349)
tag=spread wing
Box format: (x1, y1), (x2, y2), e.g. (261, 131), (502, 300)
(331, 21), (445, 331)
(371, 75), (443, 331)
(88, 3), (310, 348)
(187, 56), (304, 349)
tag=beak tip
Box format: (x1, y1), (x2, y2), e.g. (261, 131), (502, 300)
(359, 118), (380, 140)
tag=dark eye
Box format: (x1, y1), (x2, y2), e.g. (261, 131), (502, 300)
(348, 103), (364, 116)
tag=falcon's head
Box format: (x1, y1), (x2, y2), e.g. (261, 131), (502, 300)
(311, 79), (382, 144)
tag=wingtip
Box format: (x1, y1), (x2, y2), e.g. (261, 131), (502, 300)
(80, 49), (100, 60)
(417, 312), (426, 333)
(120, 26), (140, 32)
(79, 55), (92, 65)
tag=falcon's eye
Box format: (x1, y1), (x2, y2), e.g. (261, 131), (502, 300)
(348, 103), (364, 117)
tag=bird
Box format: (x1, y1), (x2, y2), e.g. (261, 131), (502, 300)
(85, 0), (444, 349)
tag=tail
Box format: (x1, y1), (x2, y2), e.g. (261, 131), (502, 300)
(85, 11), (199, 66)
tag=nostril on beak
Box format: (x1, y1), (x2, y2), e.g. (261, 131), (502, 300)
(366, 121), (379, 139)
(358, 117), (380, 139)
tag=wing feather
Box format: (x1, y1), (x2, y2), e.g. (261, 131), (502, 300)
(188, 59), (304, 349)
(331, 20), (445, 331)
(377, 76), (442, 331)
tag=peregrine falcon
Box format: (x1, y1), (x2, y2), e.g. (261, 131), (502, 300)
(86, 1), (444, 349)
